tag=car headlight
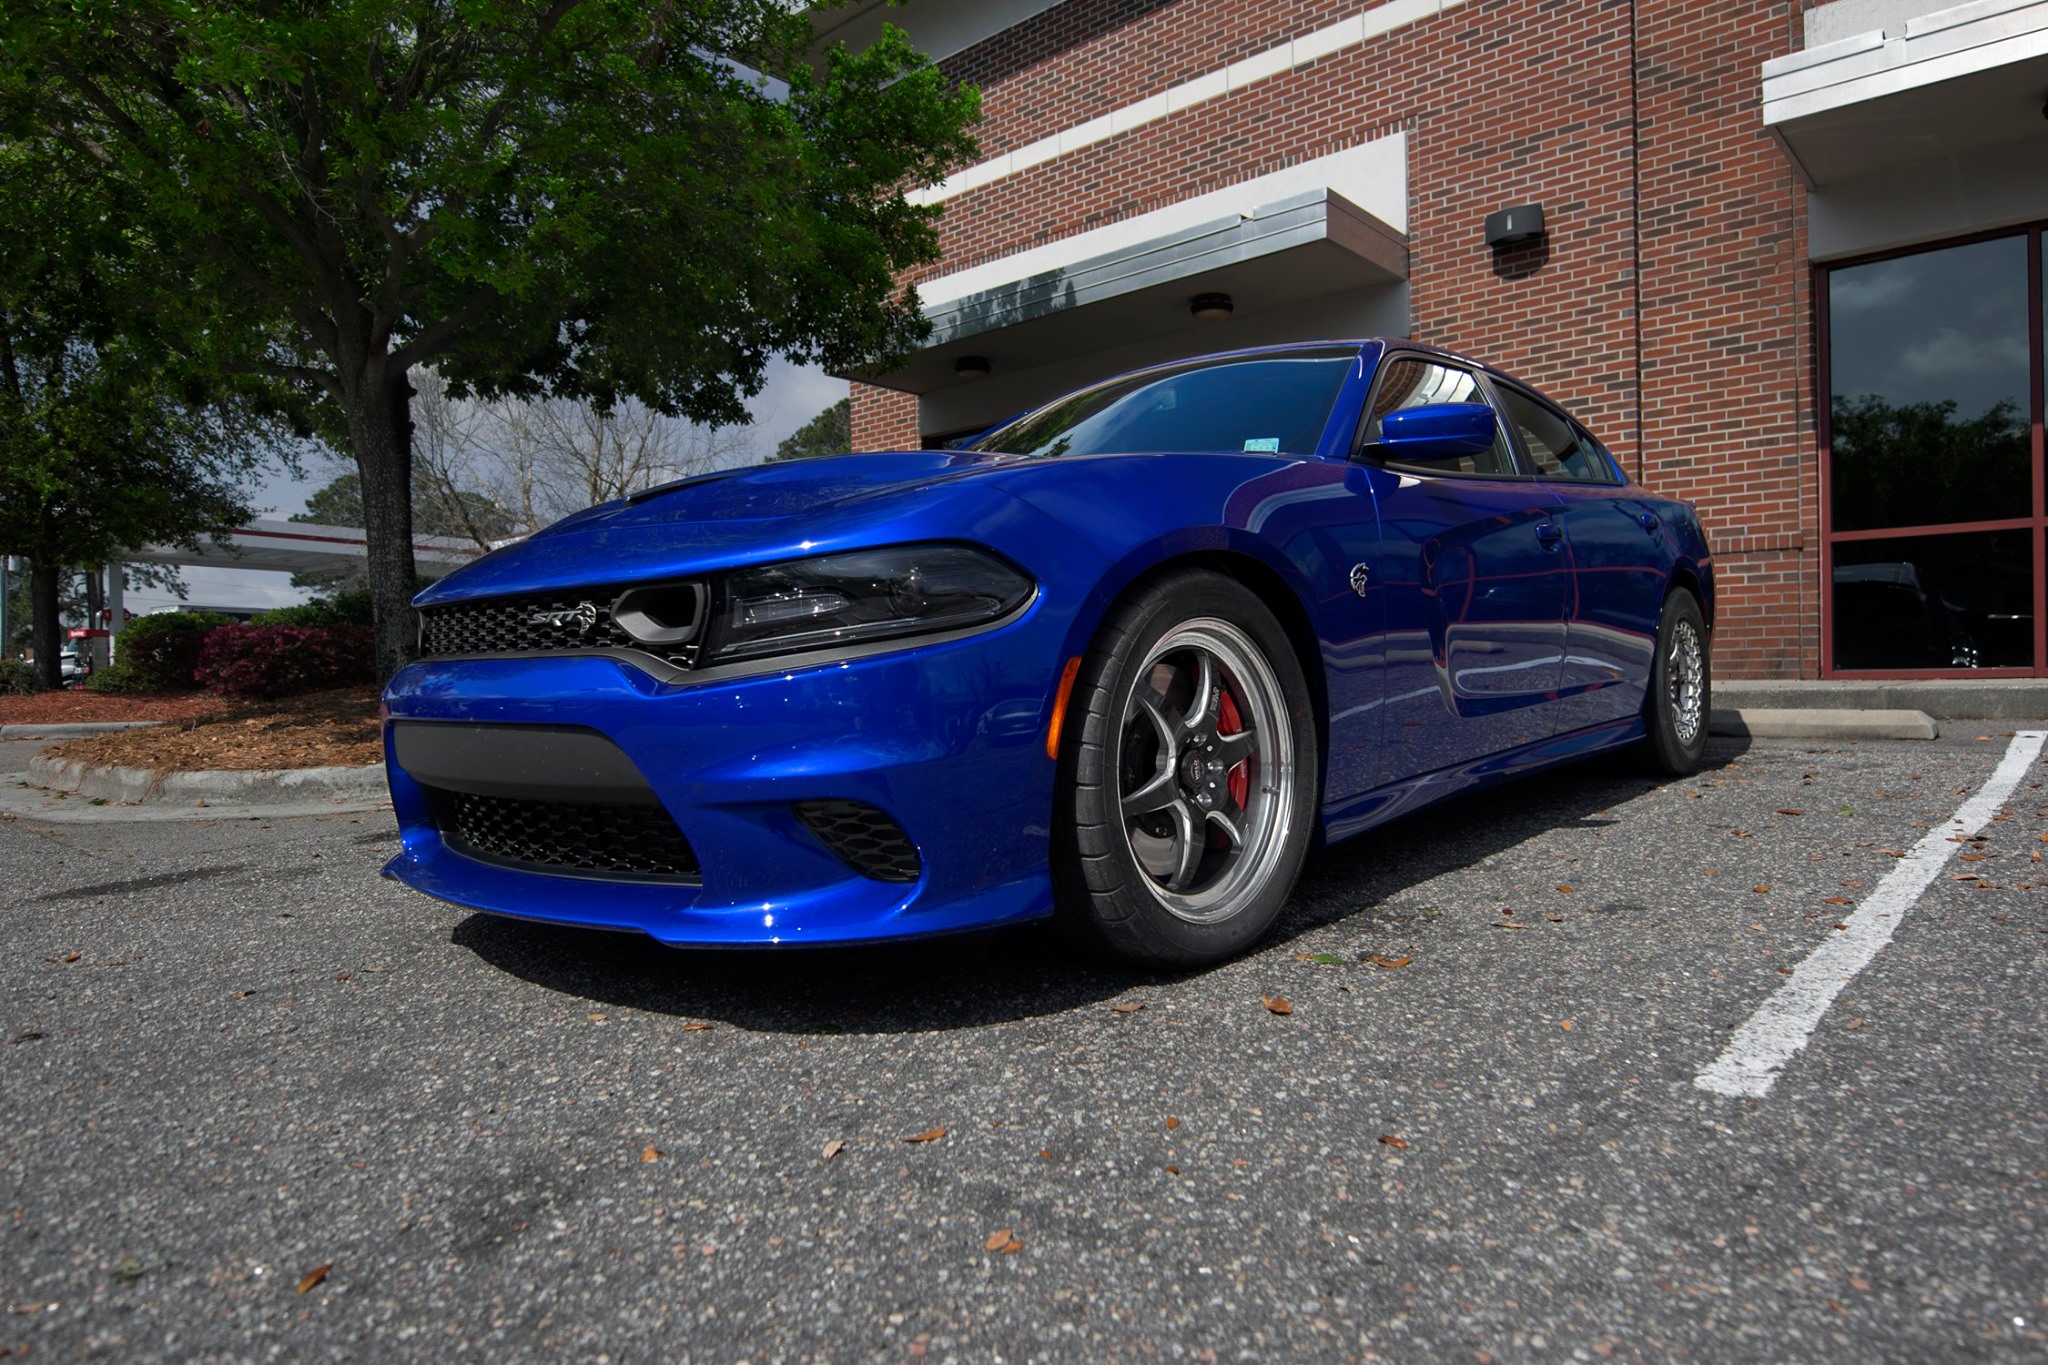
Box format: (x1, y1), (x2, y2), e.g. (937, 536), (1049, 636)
(702, 544), (1034, 665)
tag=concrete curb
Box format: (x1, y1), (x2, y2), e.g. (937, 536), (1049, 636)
(1710, 707), (1939, 741)
(25, 753), (388, 806)
(1714, 679), (2048, 722)
(1, 720), (163, 740)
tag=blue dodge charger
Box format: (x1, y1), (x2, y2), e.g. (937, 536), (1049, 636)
(382, 340), (1712, 966)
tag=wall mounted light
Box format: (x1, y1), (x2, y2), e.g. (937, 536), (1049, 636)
(954, 355), (991, 381)
(1484, 205), (1547, 248)
(1189, 292), (1235, 322)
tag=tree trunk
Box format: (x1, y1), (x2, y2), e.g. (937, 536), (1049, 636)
(28, 556), (63, 692)
(347, 367), (421, 683)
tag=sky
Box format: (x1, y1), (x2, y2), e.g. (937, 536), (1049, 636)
(117, 358), (851, 618)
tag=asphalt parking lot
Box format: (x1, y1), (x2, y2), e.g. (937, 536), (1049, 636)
(4, 731), (2047, 1362)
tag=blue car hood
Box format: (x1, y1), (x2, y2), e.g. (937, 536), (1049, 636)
(414, 450), (1040, 604)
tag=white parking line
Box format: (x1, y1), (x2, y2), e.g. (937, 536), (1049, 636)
(1695, 729), (2047, 1099)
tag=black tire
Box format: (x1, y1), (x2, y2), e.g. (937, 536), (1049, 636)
(1642, 587), (1710, 776)
(1052, 570), (1319, 967)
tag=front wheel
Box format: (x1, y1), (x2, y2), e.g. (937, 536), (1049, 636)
(1053, 571), (1319, 967)
(1642, 587), (1710, 776)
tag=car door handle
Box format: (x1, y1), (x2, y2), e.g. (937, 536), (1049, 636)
(1536, 522), (1563, 550)
(1637, 511), (1660, 531)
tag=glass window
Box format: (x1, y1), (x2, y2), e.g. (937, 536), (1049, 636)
(966, 350), (1356, 459)
(1359, 357), (1516, 476)
(1494, 385), (1617, 483)
(1827, 235), (2032, 532)
(1832, 530), (2034, 670)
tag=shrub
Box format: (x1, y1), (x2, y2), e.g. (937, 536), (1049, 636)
(253, 588), (375, 629)
(0, 658), (34, 695)
(89, 612), (232, 693)
(194, 623), (375, 700)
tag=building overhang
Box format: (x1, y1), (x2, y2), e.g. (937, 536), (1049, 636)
(124, 520), (491, 577)
(864, 186), (1408, 398)
(1762, 0), (2048, 187)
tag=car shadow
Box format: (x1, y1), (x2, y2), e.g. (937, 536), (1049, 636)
(450, 739), (1749, 1034)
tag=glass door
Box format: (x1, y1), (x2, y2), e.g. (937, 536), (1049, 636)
(1820, 226), (2047, 675)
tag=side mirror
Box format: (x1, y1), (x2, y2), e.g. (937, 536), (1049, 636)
(1376, 402), (1499, 462)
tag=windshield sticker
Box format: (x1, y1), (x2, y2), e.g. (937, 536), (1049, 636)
(1243, 437), (1280, 452)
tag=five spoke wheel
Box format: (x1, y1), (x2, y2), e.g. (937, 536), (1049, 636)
(1115, 620), (1295, 925)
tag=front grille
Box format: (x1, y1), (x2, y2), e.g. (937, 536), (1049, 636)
(426, 786), (700, 880)
(794, 800), (922, 883)
(421, 590), (641, 657)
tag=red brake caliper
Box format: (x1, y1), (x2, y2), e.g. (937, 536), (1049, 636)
(1216, 689), (1249, 809)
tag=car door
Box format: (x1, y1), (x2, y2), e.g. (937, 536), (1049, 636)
(1354, 355), (1572, 786)
(1489, 382), (1667, 732)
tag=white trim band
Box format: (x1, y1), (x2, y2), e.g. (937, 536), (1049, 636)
(910, 0), (1470, 205)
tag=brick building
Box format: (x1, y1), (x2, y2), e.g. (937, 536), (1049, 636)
(811, 0), (2048, 680)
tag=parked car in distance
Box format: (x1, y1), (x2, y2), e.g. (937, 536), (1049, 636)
(382, 340), (1713, 967)
(59, 647), (85, 688)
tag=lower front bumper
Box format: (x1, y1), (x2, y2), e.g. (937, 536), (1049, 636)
(379, 625), (1064, 947)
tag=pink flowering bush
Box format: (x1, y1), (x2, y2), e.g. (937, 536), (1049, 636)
(194, 624), (375, 700)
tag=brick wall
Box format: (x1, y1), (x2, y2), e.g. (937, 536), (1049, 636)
(854, 0), (1819, 678)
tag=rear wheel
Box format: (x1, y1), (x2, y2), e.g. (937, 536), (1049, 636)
(1054, 571), (1318, 967)
(1642, 587), (1710, 776)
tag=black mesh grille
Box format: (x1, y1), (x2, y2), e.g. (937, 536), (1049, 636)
(794, 800), (921, 883)
(427, 786), (700, 880)
(420, 588), (696, 663)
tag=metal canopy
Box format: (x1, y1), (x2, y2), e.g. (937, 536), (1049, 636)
(1763, 0), (2048, 186)
(864, 187), (1408, 398)
(124, 519), (490, 577)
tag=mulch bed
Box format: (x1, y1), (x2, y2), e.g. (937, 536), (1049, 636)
(37, 686), (382, 772)
(0, 689), (231, 726)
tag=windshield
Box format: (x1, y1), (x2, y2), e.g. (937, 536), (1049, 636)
(965, 349), (1358, 458)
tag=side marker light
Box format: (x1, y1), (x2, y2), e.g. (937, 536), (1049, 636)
(1045, 656), (1083, 761)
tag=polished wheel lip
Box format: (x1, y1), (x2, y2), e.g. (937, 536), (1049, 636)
(1116, 618), (1295, 925)
(1668, 615), (1705, 746)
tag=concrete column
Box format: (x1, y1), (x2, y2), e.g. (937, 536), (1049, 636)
(105, 564), (124, 663)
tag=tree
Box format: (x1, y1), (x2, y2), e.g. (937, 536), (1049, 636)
(768, 397), (851, 464)
(293, 471), (518, 544)
(1, 3), (979, 680)
(0, 140), (277, 689)
(410, 370), (754, 541)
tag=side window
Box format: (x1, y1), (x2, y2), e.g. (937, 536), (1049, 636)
(1358, 357), (1516, 476)
(1495, 386), (1616, 483)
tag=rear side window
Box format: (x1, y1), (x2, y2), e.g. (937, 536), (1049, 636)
(1494, 386), (1617, 483)
(1358, 357), (1516, 476)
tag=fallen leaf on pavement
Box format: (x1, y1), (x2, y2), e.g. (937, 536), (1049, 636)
(1165, 1116), (1180, 1130)
(821, 1139), (844, 1161)
(1378, 1135), (1409, 1149)
(1037, 1149), (1053, 1160)
(1555, 885), (1575, 894)
(1364, 955), (1412, 969)
(1823, 897), (1851, 905)
(1843, 1018), (1867, 1030)
(1778, 967), (1794, 975)
(1753, 885), (1771, 894)
(1958, 853), (1987, 862)
(295, 1263), (331, 1294)
(680, 1022), (713, 1032)
(1558, 1019), (1573, 1031)
(1492, 922), (1528, 930)
(1110, 1001), (1145, 1014)
(984, 1228), (1014, 1252)
(1262, 995), (1293, 1015)
(1298, 953), (1346, 965)
(62, 952), (80, 963)
(586, 1013), (607, 1024)
(901, 1127), (948, 1144)
(1776, 808), (1804, 816)
(1164, 1164), (1180, 1175)
(641, 1145), (662, 1163)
